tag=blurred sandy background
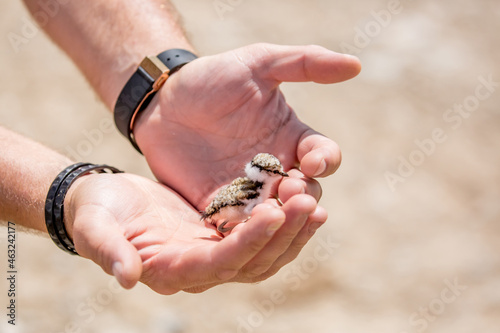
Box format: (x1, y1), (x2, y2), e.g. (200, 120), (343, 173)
(1, 0), (499, 332)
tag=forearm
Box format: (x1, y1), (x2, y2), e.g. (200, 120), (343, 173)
(22, 0), (194, 110)
(0, 126), (72, 232)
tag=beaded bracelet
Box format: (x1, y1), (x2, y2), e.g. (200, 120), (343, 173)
(45, 163), (123, 255)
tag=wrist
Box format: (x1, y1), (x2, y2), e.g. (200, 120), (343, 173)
(45, 163), (123, 255)
(113, 49), (198, 153)
(63, 176), (87, 241)
(131, 97), (163, 157)
(104, 43), (196, 111)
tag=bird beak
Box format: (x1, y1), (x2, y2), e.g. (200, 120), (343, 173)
(280, 171), (289, 177)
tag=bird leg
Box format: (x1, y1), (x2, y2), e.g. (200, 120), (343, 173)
(217, 216), (252, 234)
(217, 221), (234, 233)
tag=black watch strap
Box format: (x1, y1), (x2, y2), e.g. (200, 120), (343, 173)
(45, 163), (123, 255)
(113, 49), (198, 153)
(156, 49), (198, 74)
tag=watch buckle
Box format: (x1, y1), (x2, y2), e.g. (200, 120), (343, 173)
(140, 56), (170, 90)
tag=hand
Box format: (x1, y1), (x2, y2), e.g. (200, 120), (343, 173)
(134, 43), (361, 208)
(64, 172), (327, 294)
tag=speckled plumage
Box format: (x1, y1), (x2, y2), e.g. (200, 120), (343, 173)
(250, 153), (287, 175)
(201, 177), (262, 219)
(202, 153), (288, 233)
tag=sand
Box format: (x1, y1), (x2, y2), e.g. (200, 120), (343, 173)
(1, 0), (499, 332)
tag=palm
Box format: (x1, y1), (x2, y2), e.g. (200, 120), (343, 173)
(66, 45), (359, 294)
(68, 172), (322, 294)
(134, 44), (361, 208)
(69, 174), (220, 291)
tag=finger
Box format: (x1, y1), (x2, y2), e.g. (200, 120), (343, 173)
(183, 283), (218, 294)
(244, 43), (361, 85)
(278, 169), (322, 202)
(174, 205), (286, 286)
(250, 205), (328, 282)
(236, 194), (317, 280)
(211, 205), (286, 277)
(72, 205), (143, 289)
(275, 205), (328, 267)
(297, 130), (342, 177)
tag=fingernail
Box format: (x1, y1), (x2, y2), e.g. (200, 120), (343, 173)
(314, 159), (327, 177)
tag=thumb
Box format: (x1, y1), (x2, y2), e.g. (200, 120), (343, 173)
(243, 43), (361, 85)
(72, 205), (143, 289)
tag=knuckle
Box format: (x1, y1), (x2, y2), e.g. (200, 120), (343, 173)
(184, 285), (213, 294)
(241, 263), (272, 279)
(245, 266), (281, 283)
(245, 238), (268, 255)
(291, 232), (313, 253)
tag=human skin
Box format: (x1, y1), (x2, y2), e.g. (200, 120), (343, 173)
(15, 0), (361, 292)
(133, 43), (361, 210)
(0, 126), (326, 293)
(21, 0), (361, 210)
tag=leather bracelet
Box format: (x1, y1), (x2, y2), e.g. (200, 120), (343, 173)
(114, 49), (198, 153)
(45, 163), (123, 255)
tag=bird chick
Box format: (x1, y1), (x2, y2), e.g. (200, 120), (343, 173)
(202, 153), (288, 233)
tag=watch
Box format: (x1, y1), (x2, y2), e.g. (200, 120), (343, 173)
(113, 49), (198, 153)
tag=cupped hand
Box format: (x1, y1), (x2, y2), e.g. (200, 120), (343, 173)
(64, 172), (326, 294)
(133, 43), (361, 209)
